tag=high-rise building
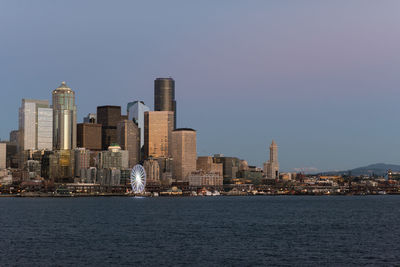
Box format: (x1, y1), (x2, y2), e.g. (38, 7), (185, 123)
(98, 144), (129, 169)
(52, 82), (77, 150)
(154, 78), (176, 129)
(117, 120), (140, 168)
(264, 140), (279, 179)
(0, 143), (6, 169)
(213, 155), (240, 182)
(144, 111), (174, 159)
(74, 148), (90, 178)
(97, 105), (121, 150)
(77, 123), (102, 150)
(143, 158), (160, 182)
(196, 156), (223, 175)
(171, 128), (197, 182)
(127, 101), (150, 148)
(19, 99), (53, 151)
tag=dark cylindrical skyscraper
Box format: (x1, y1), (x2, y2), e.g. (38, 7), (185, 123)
(154, 77), (176, 129)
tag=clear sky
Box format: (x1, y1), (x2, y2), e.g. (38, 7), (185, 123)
(1, 0), (400, 172)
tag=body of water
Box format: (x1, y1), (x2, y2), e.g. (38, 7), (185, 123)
(1, 196), (399, 266)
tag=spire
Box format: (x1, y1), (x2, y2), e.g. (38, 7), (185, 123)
(271, 140), (277, 146)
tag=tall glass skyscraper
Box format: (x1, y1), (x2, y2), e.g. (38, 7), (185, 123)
(154, 78), (176, 129)
(18, 99), (53, 151)
(127, 101), (150, 148)
(52, 82), (77, 150)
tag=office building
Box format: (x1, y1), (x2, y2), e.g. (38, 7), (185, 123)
(196, 156), (223, 175)
(97, 105), (121, 150)
(74, 148), (90, 178)
(52, 82), (77, 150)
(171, 128), (197, 182)
(42, 150), (74, 182)
(127, 101), (150, 148)
(213, 155), (240, 182)
(77, 123), (102, 150)
(19, 99), (53, 151)
(264, 140), (279, 179)
(98, 144), (129, 169)
(144, 111), (174, 158)
(0, 143), (6, 169)
(143, 158), (160, 182)
(188, 171), (223, 188)
(154, 78), (176, 129)
(117, 120), (140, 168)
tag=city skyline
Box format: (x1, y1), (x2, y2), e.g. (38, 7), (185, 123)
(1, 1), (400, 172)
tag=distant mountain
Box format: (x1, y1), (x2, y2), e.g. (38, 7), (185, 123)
(319, 163), (400, 176)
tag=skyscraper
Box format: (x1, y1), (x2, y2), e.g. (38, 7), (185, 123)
(19, 99), (53, 151)
(154, 78), (176, 129)
(171, 128), (197, 182)
(127, 101), (150, 148)
(264, 140), (279, 179)
(0, 143), (6, 169)
(77, 123), (102, 150)
(52, 82), (77, 150)
(117, 119), (140, 168)
(97, 105), (121, 150)
(144, 111), (174, 159)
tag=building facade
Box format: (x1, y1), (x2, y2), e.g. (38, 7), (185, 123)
(77, 123), (102, 150)
(143, 158), (160, 182)
(264, 140), (279, 179)
(188, 171), (223, 188)
(117, 120), (140, 168)
(19, 99), (53, 151)
(196, 156), (223, 176)
(0, 143), (6, 169)
(154, 78), (176, 129)
(144, 111), (174, 159)
(171, 129), (197, 182)
(52, 82), (77, 150)
(127, 101), (150, 148)
(98, 145), (129, 169)
(97, 105), (121, 150)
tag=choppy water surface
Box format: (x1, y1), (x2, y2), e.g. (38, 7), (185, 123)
(1, 196), (400, 266)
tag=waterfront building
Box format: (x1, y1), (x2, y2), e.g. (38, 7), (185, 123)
(80, 167), (97, 183)
(42, 150), (75, 182)
(77, 123), (102, 150)
(264, 140), (280, 179)
(154, 78), (176, 129)
(117, 120), (140, 168)
(74, 148), (90, 178)
(196, 156), (223, 176)
(83, 113), (97, 123)
(143, 157), (160, 182)
(96, 168), (121, 186)
(52, 82), (77, 150)
(237, 165), (263, 185)
(144, 111), (174, 159)
(98, 144), (129, 169)
(213, 155), (240, 183)
(127, 101), (150, 148)
(97, 105), (121, 150)
(171, 128), (197, 182)
(188, 170), (223, 188)
(0, 143), (6, 169)
(19, 99), (53, 151)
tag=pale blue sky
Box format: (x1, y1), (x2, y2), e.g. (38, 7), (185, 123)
(1, 0), (400, 172)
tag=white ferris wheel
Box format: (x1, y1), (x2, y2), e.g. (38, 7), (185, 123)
(130, 164), (146, 193)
